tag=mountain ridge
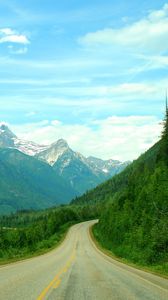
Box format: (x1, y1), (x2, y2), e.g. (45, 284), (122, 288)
(0, 123), (130, 196)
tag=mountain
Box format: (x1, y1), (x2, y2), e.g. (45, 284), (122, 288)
(36, 139), (69, 166)
(36, 138), (129, 178)
(0, 148), (76, 215)
(36, 139), (130, 195)
(0, 123), (130, 197)
(86, 156), (130, 177)
(52, 147), (102, 195)
(36, 139), (103, 194)
(0, 124), (16, 148)
(0, 123), (48, 156)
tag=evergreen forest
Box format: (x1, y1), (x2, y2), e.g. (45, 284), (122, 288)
(73, 106), (168, 275)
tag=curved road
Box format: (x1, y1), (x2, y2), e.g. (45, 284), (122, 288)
(0, 220), (168, 300)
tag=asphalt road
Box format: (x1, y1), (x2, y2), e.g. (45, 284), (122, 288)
(0, 220), (168, 300)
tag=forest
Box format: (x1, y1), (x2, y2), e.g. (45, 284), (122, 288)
(73, 107), (168, 275)
(0, 205), (97, 263)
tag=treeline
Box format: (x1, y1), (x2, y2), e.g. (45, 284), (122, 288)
(0, 205), (98, 262)
(94, 155), (168, 266)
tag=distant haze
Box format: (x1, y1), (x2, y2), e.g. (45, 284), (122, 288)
(10, 116), (161, 161)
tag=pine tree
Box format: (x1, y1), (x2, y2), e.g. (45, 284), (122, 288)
(161, 92), (168, 163)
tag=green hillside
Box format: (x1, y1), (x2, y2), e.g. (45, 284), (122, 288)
(72, 141), (160, 206)
(94, 142), (168, 266)
(72, 110), (168, 271)
(0, 148), (76, 214)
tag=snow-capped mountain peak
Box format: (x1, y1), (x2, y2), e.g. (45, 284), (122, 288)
(36, 138), (70, 166)
(0, 123), (48, 155)
(53, 138), (69, 148)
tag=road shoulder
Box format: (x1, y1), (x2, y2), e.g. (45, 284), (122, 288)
(89, 223), (168, 291)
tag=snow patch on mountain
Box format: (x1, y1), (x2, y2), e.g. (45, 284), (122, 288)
(0, 124), (48, 156)
(102, 168), (108, 173)
(13, 138), (49, 156)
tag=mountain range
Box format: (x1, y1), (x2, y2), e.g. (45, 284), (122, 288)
(0, 123), (130, 214)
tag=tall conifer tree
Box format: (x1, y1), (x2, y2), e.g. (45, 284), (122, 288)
(161, 91), (168, 163)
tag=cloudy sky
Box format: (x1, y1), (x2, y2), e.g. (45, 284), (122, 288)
(0, 0), (167, 161)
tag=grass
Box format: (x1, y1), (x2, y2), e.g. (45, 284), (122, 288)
(90, 224), (168, 279)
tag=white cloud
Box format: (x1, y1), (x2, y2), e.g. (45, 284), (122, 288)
(51, 120), (62, 126)
(0, 28), (29, 45)
(0, 35), (28, 44)
(25, 111), (37, 117)
(8, 45), (28, 55)
(93, 83), (157, 97)
(93, 115), (158, 126)
(137, 54), (168, 70)
(0, 28), (15, 35)
(12, 115), (162, 161)
(79, 3), (168, 54)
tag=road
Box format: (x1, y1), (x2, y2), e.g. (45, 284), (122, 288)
(0, 220), (168, 300)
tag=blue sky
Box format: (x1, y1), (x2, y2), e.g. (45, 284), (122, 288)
(0, 0), (168, 160)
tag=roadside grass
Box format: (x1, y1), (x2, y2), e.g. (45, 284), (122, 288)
(91, 224), (168, 279)
(0, 222), (73, 266)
